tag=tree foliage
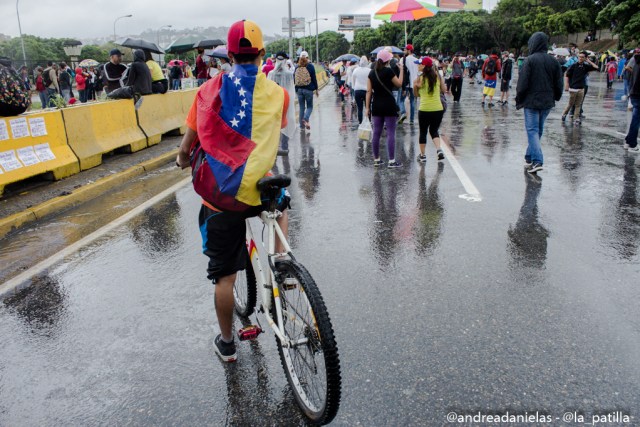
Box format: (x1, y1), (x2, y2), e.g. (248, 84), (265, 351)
(265, 31), (349, 61)
(597, 0), (640, 44)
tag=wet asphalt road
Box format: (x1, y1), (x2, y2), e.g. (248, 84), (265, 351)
(1, 72), (639, 426)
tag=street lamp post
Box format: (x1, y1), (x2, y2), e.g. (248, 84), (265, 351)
(157, 24), (172, 66)
(113, 14), (133, 42)
(16, 0), (27, 66)
(288, 0), (294, 62)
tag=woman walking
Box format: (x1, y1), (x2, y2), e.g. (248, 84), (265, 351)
(294, 51), (318, 133)
(414, 57), (446, 163)
(268, 52), (297, 155)
(351, 56), (370, 124)
(365, 49), (404, 168)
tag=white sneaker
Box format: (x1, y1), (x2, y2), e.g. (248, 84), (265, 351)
(624, 143), (630, 150)
(629, 147), (640, 153)
(621, 95), (627, 101)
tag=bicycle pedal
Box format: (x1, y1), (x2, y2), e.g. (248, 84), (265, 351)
(283, 277), (298, 290)
(237, 325), (263, 341)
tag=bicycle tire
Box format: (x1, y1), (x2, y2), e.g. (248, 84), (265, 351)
(233, 248), (257, 318)
(271, 260), (341, 425)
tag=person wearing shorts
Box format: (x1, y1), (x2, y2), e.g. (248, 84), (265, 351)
(176, 19), (290, 363)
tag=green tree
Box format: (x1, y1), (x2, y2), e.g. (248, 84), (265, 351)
(352, 28), (384, 56)
(597, 0), (640, 45)
(80, 45), (109, 62)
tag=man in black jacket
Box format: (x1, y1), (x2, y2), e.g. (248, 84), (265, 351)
(126, 49), (152, 95)
(499, 53), (513, 105)
(515, 32), (563, 174)
(103, 49), (128, 94)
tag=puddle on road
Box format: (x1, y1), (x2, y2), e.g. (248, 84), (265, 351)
(0, 167), (189, 284)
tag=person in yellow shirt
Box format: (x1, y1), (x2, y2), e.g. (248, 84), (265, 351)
(414, 56), (446, 163)
(144, 51), (168, 93)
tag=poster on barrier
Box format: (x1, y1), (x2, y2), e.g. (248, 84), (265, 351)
(0, 150), (23, 171)
(9, 118), (30, 139)
(34, 143), (56, 162)
(0, 120), (8, 141)
(17, 146), (41, 166)
(28, 117), (48, 137)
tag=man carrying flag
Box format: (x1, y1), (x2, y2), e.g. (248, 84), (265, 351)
(176, 19), (291, 362)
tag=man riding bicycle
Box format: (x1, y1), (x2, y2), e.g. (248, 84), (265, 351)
(176, 19), (291, 362)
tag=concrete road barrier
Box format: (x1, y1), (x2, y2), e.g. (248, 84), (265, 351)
(136, 92), (187, 146)
(0, 110), (80, 197)
(62, 100), (147, 171)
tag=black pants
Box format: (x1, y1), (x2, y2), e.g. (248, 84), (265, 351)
(418, 110), (444, 145)
(451, 77), (463, 102)
(355, 90), (366, 123)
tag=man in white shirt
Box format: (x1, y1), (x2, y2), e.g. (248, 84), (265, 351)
(399, 44), (419, 124)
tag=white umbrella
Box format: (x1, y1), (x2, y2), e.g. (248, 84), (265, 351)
(553, 47), (570, 56)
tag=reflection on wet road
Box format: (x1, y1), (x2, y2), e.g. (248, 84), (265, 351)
(0, 73), (639, 425)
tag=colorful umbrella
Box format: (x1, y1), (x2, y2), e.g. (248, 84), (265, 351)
(204, 46), (228, 60)
(374, 0), (439, 46)
(79, 59), (99, 67)
(335, 54), (360, 62)
(168, 59), (184, 67)
(371, 46), (404, 54)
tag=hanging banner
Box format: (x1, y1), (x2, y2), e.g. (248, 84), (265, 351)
(438, 0), (483, 11)
(338, 14), (372, 30)
(282, 17), (306, 32)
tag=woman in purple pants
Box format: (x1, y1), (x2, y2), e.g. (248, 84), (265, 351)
(365, 49), (404, 168)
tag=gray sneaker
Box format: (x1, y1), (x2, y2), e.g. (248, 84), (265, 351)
(527, 163), (543, 174)
(214, 334), (237, 363)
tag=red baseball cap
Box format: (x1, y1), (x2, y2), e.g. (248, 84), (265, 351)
(415, 57), (433, 67)
(405, 44), (414, 51)
(227, 20), (264, 55)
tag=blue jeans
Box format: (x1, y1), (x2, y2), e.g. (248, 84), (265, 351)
(623, 78), (630, 97)
(172, 79), (181, 90)
(197, 78), (207, 87)
(524, 108), (550, 165)
(297, 88), (314, 125)
(398, 88), (416, 121)
(39, 91), (49, 109)
(47, 88), (58, 107)
(626, 97), (639, 148)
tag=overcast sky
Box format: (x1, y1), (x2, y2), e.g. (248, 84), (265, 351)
(3, 0), (393, 40)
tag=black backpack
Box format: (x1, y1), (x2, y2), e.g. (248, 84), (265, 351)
(42, 68), (53, 87)
(484, 58), (497, 75)
(170, 65), (180, 79)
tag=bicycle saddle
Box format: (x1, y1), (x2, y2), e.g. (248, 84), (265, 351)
(257, 174), (291, 191)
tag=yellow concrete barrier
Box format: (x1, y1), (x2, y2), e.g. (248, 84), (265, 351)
(0, 110), (80, 197)
(179, 88), (198, 115)
(62, 100), (147, 170)
(136, 92), (187, 146)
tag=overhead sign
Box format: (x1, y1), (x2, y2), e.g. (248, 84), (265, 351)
(438, 0), (483, 11)
(338, 14), (371, 30)
(282, 17), (306, 32)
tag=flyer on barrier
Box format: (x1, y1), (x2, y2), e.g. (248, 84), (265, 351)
(34, 143), (56, 162)
(17, 146), (41, 166)
(28, 117), (48, 137)
(0, 150), (24, 171)
(9, 118), (30, 139)
(0, 120), (8, 141)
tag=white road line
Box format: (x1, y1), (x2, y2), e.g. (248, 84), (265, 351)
(439, 135), (482, 202)
(0, 177), (191, 298)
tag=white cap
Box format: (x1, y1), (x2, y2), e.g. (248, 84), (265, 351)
(300, 51), (309, 58)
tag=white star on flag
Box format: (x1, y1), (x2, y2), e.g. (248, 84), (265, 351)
(238, 110), (246, 119)
(238, 87), (246, 97)
(241, 99), (248, 108)
(230, 117), (239, 127)
(229, 72), (235, 78)
(234, 78), (241, 86)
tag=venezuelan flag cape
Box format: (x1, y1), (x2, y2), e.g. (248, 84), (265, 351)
(195, 64), (284, 211)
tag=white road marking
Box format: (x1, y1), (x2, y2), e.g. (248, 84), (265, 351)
(0, 177), (191, 298)
(439, 135), (482, 202)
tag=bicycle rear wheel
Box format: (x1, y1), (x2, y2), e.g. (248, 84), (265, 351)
(233, 248), (257, 318)
(272, 260), (341, 425)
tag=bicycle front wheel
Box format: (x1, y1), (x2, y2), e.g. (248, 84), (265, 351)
(233, 248), (257, 318)
(272, 260), (341, 425)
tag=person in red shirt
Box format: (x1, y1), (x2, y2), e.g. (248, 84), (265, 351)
(75, 67), (88, 103)
(481, 51), (502, 107)
(195, 48), (208, 86)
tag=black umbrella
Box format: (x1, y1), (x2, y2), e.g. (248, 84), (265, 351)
(193, 39), (225, 49)
(117, 38), (164, 54)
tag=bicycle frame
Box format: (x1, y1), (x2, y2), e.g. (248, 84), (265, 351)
(245, 210), (302, 349)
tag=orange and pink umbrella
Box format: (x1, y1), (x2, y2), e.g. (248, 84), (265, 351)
(374, 0), (439, 45)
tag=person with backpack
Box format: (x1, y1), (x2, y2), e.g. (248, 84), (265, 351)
(58, 62), (73, 102)
(499, 53), (514, 105)
(515, 32), (563, 174)
(365, 49), (404, 168)
(175, 20), (291, 362)
(42, 61), (60, 107)
(468, 56), (478, 84)
(398, 44), (418, 124)
(450, 54), (465, 103)
(0, 56), (31, 116)
(481, 50), (501, 106)
(623, 48), (640, 153)
(294, 51), (318, 133)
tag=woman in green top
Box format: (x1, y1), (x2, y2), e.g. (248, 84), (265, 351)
(414, 57), (446, 163)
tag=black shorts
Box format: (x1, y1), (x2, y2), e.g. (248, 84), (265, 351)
(199, 189), (290, 283)
(500, 79), (510, 92)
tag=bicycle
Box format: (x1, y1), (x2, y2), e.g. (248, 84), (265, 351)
(233, 174), (342, 425)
